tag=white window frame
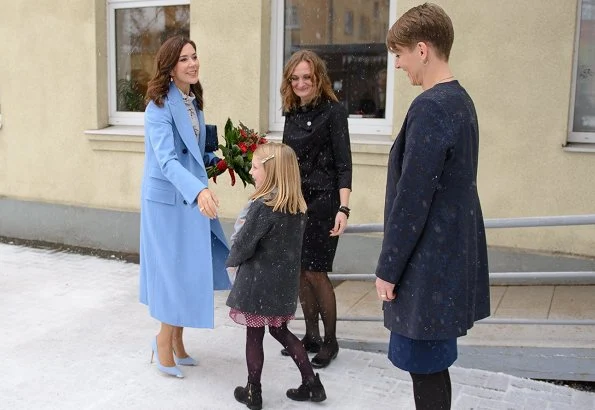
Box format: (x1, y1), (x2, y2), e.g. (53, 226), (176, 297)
(568, 0), (595, 144)
(269, 0), (397, 135)
(107, 0), (190, 126)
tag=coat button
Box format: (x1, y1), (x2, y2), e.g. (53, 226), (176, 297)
(183, 200), (188, 205)
(182, 148), (188, 154)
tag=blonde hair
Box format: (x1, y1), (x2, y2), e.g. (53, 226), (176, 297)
(280, 49), (338, 113)
(250, 143), (307, 214)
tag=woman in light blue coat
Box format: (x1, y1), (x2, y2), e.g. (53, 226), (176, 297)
(139, 35), (231, 379)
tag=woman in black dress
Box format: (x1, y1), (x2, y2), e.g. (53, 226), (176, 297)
(281, 49), (352, 368)
(375, 4), (490, 409)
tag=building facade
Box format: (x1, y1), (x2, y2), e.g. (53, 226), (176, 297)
(0, 0), (594, 256)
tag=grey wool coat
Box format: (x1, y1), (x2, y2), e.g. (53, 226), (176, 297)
(226, 199), (307, 317)
(375, 81), (490, 341)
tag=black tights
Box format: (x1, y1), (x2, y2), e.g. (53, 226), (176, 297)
(410, 369), (452, 410)
(245, 323), (314, 386)
(299, 270), (337, 347)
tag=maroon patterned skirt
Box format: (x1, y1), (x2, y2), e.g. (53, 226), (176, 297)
(229, 309), (294, 328)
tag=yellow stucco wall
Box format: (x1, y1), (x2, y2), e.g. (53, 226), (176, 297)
(429, 0), (591, 255)
(0, 0), (140, 212)
(388, 0), (595, 256)
(0, 0), (593, 256)
(191, 1), (274, 217)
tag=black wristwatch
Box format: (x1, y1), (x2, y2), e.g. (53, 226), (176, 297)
(338, 205), (350, 218)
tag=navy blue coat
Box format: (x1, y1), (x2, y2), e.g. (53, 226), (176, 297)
(375, 81), (490, 340)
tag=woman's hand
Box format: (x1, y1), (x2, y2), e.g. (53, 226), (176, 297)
(329, 211), (348, 236)
(197, 189), (219, 219)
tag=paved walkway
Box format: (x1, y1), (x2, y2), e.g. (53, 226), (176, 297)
(1, 242), (594, 409)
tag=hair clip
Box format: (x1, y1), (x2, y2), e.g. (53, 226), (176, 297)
(261, 154), (275, 163)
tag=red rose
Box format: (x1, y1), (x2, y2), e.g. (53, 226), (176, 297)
(240, 129), (247, 140)
(216, 159), (228, 171)
(238, 142), (248, 153)
(249, 143), (257, 152)
(259, 137), (267, 144)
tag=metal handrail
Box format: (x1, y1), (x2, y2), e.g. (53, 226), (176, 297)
(329, 271), (595, 285)
(332, 214), (595, 326)
(344, 213), (595, 233)
(330, 316), (595, 327)
(325, 317), (595, 325)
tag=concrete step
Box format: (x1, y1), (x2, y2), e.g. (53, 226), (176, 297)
(288, 282), (595, 381)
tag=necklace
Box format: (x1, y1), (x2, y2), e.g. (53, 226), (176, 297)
(434, 75), (454, 86)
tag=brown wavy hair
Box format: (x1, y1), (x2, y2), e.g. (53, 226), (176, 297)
(280, 49), (338, 113)
(386, 2), (454, 61)
(145, 35), (204, 109)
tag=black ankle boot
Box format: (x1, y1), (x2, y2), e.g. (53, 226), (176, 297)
(234, 382), (262, 410)
(286, 373), (327, 402)
(281, 336), (322, 356)
(311, 340), (339, 369)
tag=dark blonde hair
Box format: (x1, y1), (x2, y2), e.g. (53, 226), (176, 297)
(386, 2), (454, 61)
(145, 35), (204, 108)
(280, 50), (338, 113)
(250, 143), (307, 214)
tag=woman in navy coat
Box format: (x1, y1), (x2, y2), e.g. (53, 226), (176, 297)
(139, 36), (230, 378)
(375, 4), (490, 409)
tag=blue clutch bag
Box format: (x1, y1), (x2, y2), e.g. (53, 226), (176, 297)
(205, 124), (219, 153)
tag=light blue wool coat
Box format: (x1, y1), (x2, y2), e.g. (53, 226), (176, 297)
(139, 81), (231, 328)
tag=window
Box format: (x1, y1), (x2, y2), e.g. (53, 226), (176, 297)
(344, 10), (354, 35)
(568, 0), (595, 143)
(108, 0), (190, 126)
(286, 5), (300, 28)
(270, 0), (396, 135)
(359, 15), (371, 41)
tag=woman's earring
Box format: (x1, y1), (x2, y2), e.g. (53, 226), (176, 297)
(170, 76), (174, 82)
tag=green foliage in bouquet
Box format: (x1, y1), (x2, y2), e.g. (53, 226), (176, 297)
(206, 118), (267, 187)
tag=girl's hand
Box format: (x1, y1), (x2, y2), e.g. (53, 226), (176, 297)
(329, 211), (348, 236)
(197, 189), (219, 219)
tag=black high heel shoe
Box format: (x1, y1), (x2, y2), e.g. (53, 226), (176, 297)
(311, 341), (339, 369)
(280, 336), (322, 356)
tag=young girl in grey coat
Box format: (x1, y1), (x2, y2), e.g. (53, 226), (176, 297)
(226, 142), (326, 409)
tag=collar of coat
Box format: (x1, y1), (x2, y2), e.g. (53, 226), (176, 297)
(166, 81), (205, 165)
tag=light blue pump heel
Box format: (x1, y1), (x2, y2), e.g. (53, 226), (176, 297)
(151, 337), (184, 378)
(174, 353), (197, 366)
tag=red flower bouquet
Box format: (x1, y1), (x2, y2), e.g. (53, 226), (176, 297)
(206, 118), (267, 187)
